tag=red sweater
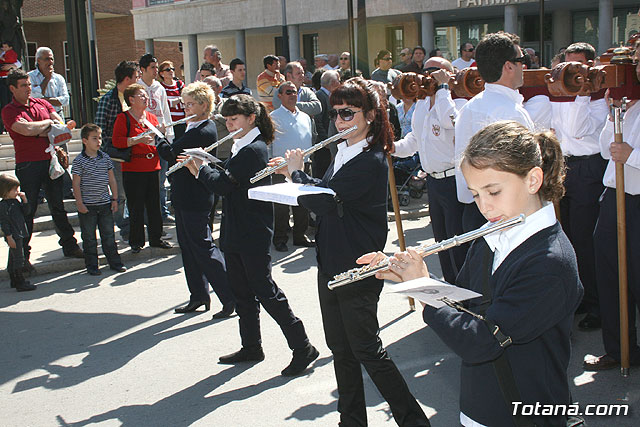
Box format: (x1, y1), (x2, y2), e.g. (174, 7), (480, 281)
(112, 110), (161, 172)
(0, 49), (18, 77)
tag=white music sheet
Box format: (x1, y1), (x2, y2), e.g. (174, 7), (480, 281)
(388, 277), (482, 308)
(248, 182), (336, 206)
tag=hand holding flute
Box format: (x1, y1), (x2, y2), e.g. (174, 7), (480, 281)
(166, 128), (243, 176)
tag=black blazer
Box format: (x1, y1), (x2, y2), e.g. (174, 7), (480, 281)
(157, 120), (218, 212)
(292, 144), (388, 277)
(196, 134), (273, 254)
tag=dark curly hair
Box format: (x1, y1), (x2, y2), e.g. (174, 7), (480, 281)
(462, 121), (566, 203)
(329, 77), (393, 154)
(220, 94), (275, 144)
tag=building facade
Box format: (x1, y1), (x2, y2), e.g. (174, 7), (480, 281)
(22, 0), (183, 89)
(132, 0), (639, 91)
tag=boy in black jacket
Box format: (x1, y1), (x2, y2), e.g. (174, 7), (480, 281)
(0, 174), (35, 291)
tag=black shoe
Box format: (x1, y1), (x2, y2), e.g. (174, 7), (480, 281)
(87, 266), (101, 276)
(16, 282), (36, 292)
(219, 347), (265, 364)
(131, 246), (142, 254)
(281, 344), (319, 376)
(65, 247), (84, 259)
(293, 236), (315, 247)
(274, 242), (288, 252)
(212, 301), (236, 319)
(578, 313), (601, 331)
(150, 240), (172, 249)
(110, 264), (127, 272)
(175, 301), (210, 313)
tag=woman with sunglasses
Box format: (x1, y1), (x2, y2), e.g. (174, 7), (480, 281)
(371, 49), (401, 85)
(158, 60), (186, 139)
(182, 94), (319, 377)
(274, 78), (430, 426)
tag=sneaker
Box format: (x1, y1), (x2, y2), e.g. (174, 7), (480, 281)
(110, 264), (127, 272)
(281, 344), (319, 376)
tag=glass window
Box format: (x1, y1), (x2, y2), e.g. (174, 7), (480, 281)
(26, 42), (37, 71)
(573, 8), (637, 51)
(435, 18), (502, 61)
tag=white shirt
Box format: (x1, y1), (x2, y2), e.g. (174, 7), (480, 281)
(186, 119), (207, 132)
(138, 78), (174, 141)
(394, 89), (466, 174)
(332, 138), (369, 177)
(231, 127), (261, 158)
(452, 57), (475, 70)
(483, 203), (556, 273)
(525, 95), (608, 156)
(454, 83), (535, 204)
(599, 100), (640, 195)
(28, 68), (69, 114)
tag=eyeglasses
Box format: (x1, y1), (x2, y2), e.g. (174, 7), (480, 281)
(400, 53), (408, 57)
(184, 102), (199, 108)
(161, 67), (175, 72)
(282, 89), (296, 95)
(463, 48), (475, 52)
(381, 57), (392, 61)
(328, 108), (362, 121)
(340, 57), (349, 60)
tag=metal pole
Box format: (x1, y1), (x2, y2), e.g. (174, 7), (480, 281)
(539, 0), (545, 67)
(356, 0), (369, 78)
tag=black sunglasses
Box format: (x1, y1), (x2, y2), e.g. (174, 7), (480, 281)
(340, 57), (349, 60)
(463, 48), (475, 52)
(509, 52), (531, 68)
(328, 108), (362, 121)
(161, 67), (175, 72)
(282, 89), (296, 95)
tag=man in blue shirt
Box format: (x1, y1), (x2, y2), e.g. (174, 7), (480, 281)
(28, 47), (69, 116)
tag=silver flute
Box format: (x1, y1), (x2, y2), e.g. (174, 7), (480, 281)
(327, 214), (525, 290)
(165, 128), (244, 176)
(249, 125), (358, 184)
(131, 114), (197, 141)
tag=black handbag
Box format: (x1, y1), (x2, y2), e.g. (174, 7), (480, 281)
(103, 112), (132, 163)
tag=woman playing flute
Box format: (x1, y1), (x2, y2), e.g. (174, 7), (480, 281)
(275, 77), (429, 426)
(368, 121), (583, 427)
(157, 82), (235, 318)
(182, 94), (318, 377)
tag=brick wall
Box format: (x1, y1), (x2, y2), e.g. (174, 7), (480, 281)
(23, 0), (133, 20)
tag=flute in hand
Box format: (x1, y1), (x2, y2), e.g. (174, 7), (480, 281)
(249, 125), (358, 184)
(165, 128), (244, 176)
(132, 114), (197, 141)
(327, 214), (525, 289)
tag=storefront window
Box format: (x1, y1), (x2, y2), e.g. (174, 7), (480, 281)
(573, 8), (637, 52)
(436, 18), (502, 61)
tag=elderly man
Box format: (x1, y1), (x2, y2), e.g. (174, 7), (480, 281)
(221, 58), (251, 98)
(28, 47), (69, 117)
(270, 81), (315, 252)
(452, 42), (475, 70)
(1, 69), (83, 267)
(272, 61), (321, 116)
(314, 54), (332, 71)
(313, 69), (340, 178)
(394, 47), (413, 71)
(95, 60), (139, 241)
(199, 45), (232, 86)
(257, 55), (284, 112)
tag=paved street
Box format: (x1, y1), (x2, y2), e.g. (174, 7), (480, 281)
(1, 214), (639, 426)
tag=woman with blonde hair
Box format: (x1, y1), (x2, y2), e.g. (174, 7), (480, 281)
(157, 82), (235, 318)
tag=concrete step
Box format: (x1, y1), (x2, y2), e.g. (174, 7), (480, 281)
(0, 139), (83, 156)
(0, 128), (81, 145)
(0, 149), (82, 171)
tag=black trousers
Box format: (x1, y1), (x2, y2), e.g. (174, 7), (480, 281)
(7, 236), (25, 274)
(462, 201), (486, 233)
(272, 174), (309, 244)
(560, 154), (607, 317)
(224, 250), (309, 350)
(122, 170), (163, 248)
(15, 159), (78, 258)
(426, 175), (466, 284)
(175, 208), (234, 306)
(594, 188), (640, 362)
(318, 271), (430, 427)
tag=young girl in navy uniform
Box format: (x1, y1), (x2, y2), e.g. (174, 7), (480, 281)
(183, 94), (318, 377)
(276, 78), (430, 427)
(372, 121), (583, 426)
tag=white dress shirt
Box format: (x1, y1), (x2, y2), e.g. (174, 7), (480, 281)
(231, 127), (261, 158)
(525, 95), (608, 156)
(483, 203), (556, 273)
(332, 138), (369, 177)
(28, 68), (69, 114)
(185, 119), (207, 132)
(454, 83), (535, 204)
(394, 89), (466, 174)
(599, 100), (640, 195)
